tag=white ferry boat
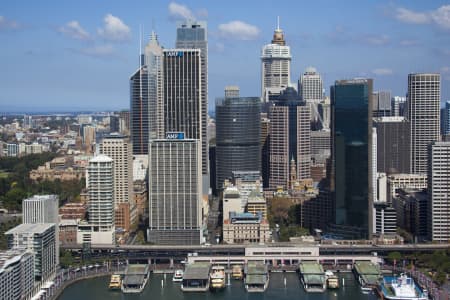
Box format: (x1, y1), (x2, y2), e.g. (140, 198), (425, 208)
(325, 270), (339, 289)
(209, 266), (226, 290)
(379, 274), (428, 300)
(173, 269), (184, 282)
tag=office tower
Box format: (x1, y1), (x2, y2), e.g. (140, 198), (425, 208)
(109, 115), (120, 133)
(394, 188), (428, 240)
(119, 110), (130, 134)
(99, 134), (134, 232)
(428, 141), (450, 242)
(0, 249), (34, 300)
(373, 202), (397, 236)
(6, 223), (57, 282)
(310, 130), (331, 164)
(83, 155), (115, 244)
(331, 79), (373, 238)
(82, 125), (96, 153)
(261, 114), (270, 188)
(22, 195), (58, 224)
(372, 128), (377, 202)
(261, 21), (291, 102)
(145, 31), (164, 140)
(215, 96), (261, 189)
(372, 91), (391, 117)
(319, 96), (331, 129)
(443, 101), (450, 136)
(269, 89), (311, 189)
(408, 73), (441, 174)
(148, 136), (202, 245)
(224, 86), (240, 98)
(299, 67), (324, 124)
(391, 96), (407, 117)
(22, 194), (59, 265)
(373, 116), (410, 174)
(176, 21), (208, 176)
(130, 54), (150, 155)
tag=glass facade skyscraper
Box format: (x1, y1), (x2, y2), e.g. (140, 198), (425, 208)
(331, 79), (373, 237)
(215, 97), (261, 189)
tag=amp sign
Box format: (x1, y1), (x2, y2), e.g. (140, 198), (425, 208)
(166, 132), (185, 140)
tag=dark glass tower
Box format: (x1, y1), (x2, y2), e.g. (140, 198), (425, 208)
(130, 64), (149, 155)
(331, 79), (373, 238)
(215, 97), (261, 189)
(176, 21), (208, 176)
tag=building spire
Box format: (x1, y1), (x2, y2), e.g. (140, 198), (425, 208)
(271, 17), (285, 45)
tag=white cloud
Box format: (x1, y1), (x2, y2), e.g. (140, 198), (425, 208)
(0, 15), (20, 30)
(399, 39), (419, 46)
(218, 21), (260, 40)
(441, 66), (450, 73)
(430, 5), (450, 30)
(97, 14), (131, 42)
(361, 34), (390, 46)
(372, 68), (393, 76)
(168, 2), (195, 21)
(395, 7), (430, 24)
(58, 21), (90, 40)
(70, 45), (115, 58)
(395, 5), (450, 30)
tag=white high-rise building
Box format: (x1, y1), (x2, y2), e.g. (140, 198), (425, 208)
(299, 67), (324, 122)
(428, 141), (450, 242)
(261, 20), (291, 102)
(80, 155), (115, 244)
(408, 73), (441, 174)
(22, 195), (58, 224)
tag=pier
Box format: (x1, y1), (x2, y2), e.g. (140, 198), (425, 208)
(244, 261), (269, 292)
(353, 261), (381, 291)
(299, 261), (326, 292)
(121, 264), (150, 293)
(181, 262), (211, 292)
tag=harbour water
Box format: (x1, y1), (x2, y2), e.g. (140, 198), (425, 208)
(58, 272), (378, 300)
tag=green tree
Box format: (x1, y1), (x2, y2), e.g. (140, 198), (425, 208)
(387, 251), (402, 264)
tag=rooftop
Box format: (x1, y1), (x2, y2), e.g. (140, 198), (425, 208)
(5, 223), (55, 235)
(183, 262), (211, 280)
(89, 154), (113, 163)
(299, 262), (324, 274)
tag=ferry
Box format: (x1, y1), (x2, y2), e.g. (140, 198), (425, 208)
(378, 274), (428, 300)
(108, 274), (121, 290)
(231, 265), (243, 280)
(325, 270), (339, 289)
(173, 269), (184, 282)
(209, 265), (226, 290)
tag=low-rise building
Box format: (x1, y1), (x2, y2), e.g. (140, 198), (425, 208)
(246, 190), (267, 220)
(223, 212), (270, 244)
(59, 219), (78, 245)
(59, 202), (87, 220)
(393, 188), (428, 241)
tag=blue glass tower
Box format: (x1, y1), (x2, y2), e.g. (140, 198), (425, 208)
(331, 79), (373, 238)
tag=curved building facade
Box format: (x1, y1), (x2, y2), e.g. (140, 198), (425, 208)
(216, 97), (261, 189)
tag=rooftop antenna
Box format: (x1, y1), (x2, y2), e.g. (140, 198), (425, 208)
(139, 24), (143, 154)
(277, 16), (280, 30)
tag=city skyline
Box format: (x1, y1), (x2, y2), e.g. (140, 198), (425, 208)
(1, 0), (450, 112)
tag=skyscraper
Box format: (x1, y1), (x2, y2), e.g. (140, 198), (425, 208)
(331, 79), (373, 238)
(269, 88), (311, 189)
(373, 116), (410, 174)
(428, 141), (450, 242)
(163, 49), (202, 154)
(261, 20), (291, 102)
(215, 96), (261, 189)
(408, 73), (441, 174)
(299, 67), (323, 123)
(176, 21), (208, 176)
(148, 136), (202, 245)
(99, 134), (134, 232)
(130, 60), (150, 155)
(372, 90), (391, 117)
(391, 96), (407, 117)
(443, 100), (450, 136)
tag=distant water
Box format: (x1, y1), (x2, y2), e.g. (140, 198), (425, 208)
(58, 272), (377, 300)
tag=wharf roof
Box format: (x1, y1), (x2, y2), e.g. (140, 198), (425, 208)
(125, 264), (149, 275)
(299, 262), (324, 274)
(354, 261), (380, 275)
(246, 261), (267, 275)
(122, 274), (145, 286)
(183, 262), (211, 280)
(246, 274), (267, 285)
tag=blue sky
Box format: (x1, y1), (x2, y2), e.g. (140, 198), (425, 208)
(1, 0), (449, 112)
